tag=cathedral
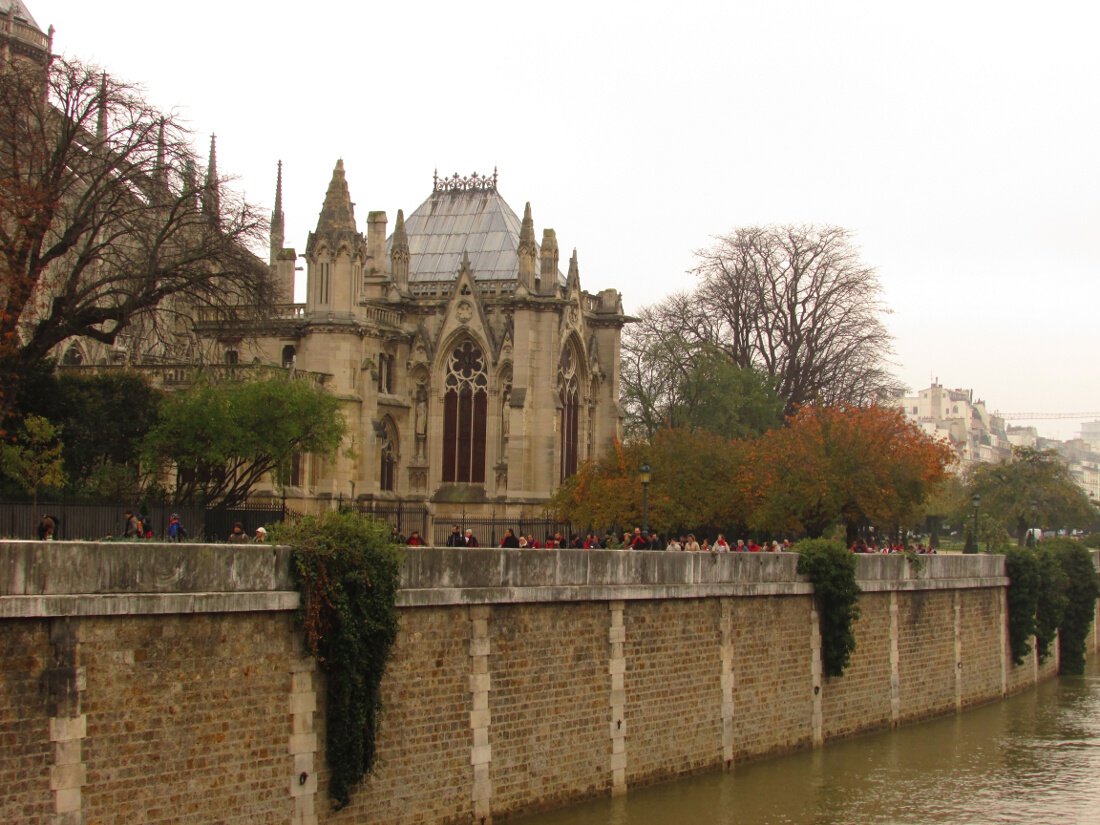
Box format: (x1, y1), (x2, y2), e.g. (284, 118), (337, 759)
(240, 162), (629, 520)
(4, 0), (629, 525)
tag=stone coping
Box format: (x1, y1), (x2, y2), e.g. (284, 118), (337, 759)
(0, 542), (293, 596)
(0, 542), (1024, 616)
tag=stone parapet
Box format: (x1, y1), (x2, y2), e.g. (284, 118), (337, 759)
(0, 542), (297, 618)
(398, 548), (1008, 606)
(0, 543), (1016, 615)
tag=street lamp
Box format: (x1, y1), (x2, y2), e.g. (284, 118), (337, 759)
(639, 463), (652, 540)
(969, 493), (981, 554)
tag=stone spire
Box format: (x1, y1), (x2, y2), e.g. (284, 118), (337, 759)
(314, 158), (357, 235)
(270, 160), (284, 266)
(95, 73), (108, 143)
(202, 134), (220, 224)
(567, 248), (581, 292)
(391, 208), (409, 291)
(154, 117), (167, 184)
(517, 202), (537, 292)
(182, 157), (199, 210)
(540, 228), (558, 294)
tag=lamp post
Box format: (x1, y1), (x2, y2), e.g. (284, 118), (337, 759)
(639, 463), (652, 540)
(969, 493), (981, 554)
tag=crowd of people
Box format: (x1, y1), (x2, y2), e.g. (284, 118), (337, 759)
(405, 525), (799, 551)
(849, 539), (937, 554)
(407, 525), (941, 553)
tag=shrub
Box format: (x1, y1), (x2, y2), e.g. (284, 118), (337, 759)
(1004, 546), (1039, 665)
(1004, 539), (1099, 674)
(1045, 538), (1099, 675)
(273, 511), (403, 809)
(796, 538), (861, 677)
(1034, 545), (1068, 663)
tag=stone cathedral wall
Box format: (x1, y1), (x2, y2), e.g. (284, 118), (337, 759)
(1, 544), (1097, 825)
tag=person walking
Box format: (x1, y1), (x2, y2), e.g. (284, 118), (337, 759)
(166, 514), (188, 542)
(37, 514), (57, 540)
(227, 522), (249, 543)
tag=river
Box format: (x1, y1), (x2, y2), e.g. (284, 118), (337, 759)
(513, 657), (1100, 825)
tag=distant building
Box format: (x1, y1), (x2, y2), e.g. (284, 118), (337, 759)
(898, 384), (1100, 503)
(896, 382), (1011, 469)
(1080, 420), (1100, 453)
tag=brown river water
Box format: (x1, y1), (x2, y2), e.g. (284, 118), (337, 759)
(513, 657), (1100, 825)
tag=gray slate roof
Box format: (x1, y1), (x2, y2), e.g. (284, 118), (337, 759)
(3, 1), (40, 29)
(389, 188), (564, 285)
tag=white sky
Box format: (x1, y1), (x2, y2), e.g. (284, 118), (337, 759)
(33, 0), (1100, 440)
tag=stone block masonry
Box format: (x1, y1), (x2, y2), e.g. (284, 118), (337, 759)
(0, 543), (1096, 824)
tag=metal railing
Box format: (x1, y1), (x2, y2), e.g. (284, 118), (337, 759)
(0, 499), (287, 543)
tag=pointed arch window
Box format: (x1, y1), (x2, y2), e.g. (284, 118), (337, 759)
(379, 419), (397, 492)
(442, 340), (488, 483)
(559, 344), (581, 481)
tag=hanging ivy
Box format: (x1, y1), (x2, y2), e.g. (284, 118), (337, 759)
(1004, 539), (1098, 674)
(273, 510), (403, 810)
(1034, 546), (1068, 663)
(1004, 546), (1039, 665)
(796, 539), (862, 678)
(1045, 538), (1099, 675)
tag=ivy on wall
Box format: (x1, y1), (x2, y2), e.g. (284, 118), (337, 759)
(795, 539), (862, 678)
(1004, 539), (1099, 674)
(274, 511), (403, 810)
(1004, 547), (1040, 665)
(1048, 539), (1099, 674)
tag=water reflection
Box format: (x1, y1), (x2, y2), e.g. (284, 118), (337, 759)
(515, 659), (1100, 825)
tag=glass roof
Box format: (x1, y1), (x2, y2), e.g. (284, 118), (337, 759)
(387, 188), (565, 285)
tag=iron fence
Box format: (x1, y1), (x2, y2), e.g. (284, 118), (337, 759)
(350, 501), (429, 543)
(432, 516), (574, 548)
(0, 499), (287, 543)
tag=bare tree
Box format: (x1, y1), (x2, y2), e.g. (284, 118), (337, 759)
(689, 225), (900, 416)
(0, 57), (271, 415)
(620, 295), (700, 438)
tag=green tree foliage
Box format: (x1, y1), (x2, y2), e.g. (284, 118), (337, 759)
(0, 414), (67, 508)
(550, 430), (748, 536)
(795, 539), (861, 677)
(145, 374), (345, 507)
(273, 511), (402, 810)
(671, 351), (784, 439)
(969, 447), (1094, 546)
(9, 366), (162, 497)
(620, 327), (783, 441)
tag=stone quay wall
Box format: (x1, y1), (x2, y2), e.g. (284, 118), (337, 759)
(1, 543), (1097, 825)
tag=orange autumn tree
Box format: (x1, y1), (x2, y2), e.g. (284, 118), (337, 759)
(551, 429), (747, 536)
(744, 405), (954, 540)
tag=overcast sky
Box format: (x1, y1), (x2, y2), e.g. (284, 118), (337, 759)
(32, 0), (1099, 439)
